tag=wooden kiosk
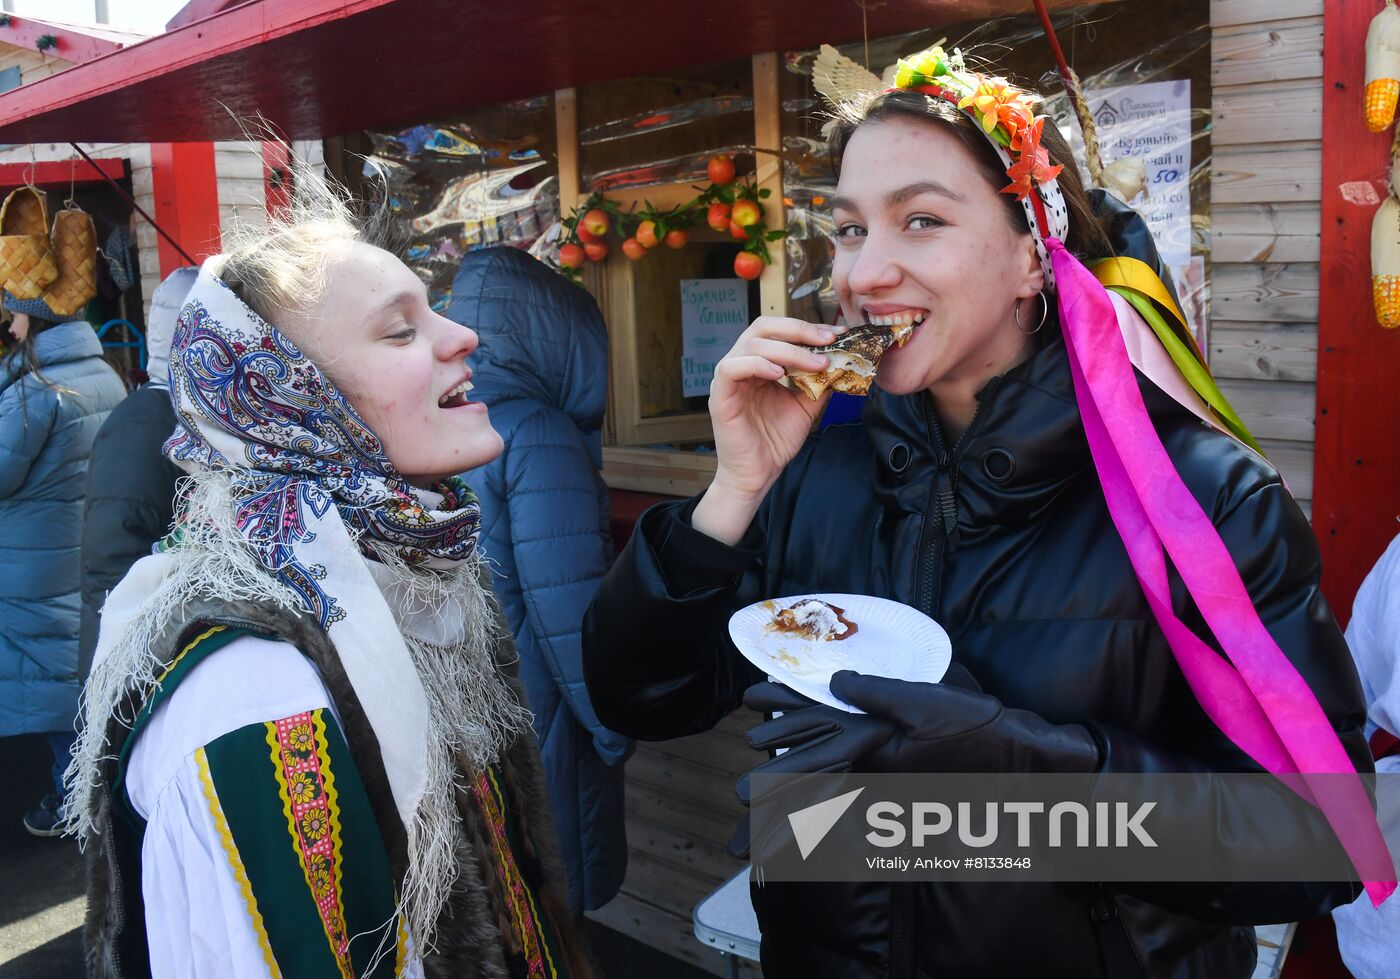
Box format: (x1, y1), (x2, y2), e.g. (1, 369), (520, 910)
(0, 1), (1391, 973)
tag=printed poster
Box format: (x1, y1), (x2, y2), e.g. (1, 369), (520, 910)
(1086, 79), (1209, 341)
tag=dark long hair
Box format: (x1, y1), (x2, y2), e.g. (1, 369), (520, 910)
(827, 87), (1113, 263)
(2, 316), (78, 420)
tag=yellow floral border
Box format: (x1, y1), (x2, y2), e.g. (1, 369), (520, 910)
(266, 713), (353, 978)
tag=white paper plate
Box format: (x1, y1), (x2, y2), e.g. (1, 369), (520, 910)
(728, 594), (952, 712)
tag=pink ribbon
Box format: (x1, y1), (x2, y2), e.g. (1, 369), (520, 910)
(1049, 238), (1396, 906)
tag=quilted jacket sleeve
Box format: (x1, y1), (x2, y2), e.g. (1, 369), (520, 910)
(0, 378), (56, 499)
(505, 407), (630, 763)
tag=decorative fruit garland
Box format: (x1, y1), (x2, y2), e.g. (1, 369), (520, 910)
(555, 154), (786, 282)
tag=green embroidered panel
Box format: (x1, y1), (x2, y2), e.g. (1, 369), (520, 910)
(206, 710), (401, 978)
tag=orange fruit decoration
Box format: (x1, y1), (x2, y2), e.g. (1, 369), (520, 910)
(622, 237), (647, 261)
(636, 221), (660, 248)
(581, 209), (611, 237)
(707, 202), (732, 232)
(734, 251), (763, 280)
(664, 229), (688, 249)
(559, 243), (585, 269)
(708, 154), (736, 185)
(731, 199), (761, 227)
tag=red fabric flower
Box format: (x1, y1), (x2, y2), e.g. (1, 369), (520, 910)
(1001, 117), (1064, 201)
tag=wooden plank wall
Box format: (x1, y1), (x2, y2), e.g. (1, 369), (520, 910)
(586, 709), (764, 977)
(1209, 0), (1323, 514)
(214, 141), (267, 240)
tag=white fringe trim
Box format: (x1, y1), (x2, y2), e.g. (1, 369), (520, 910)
(66, 471), (534, 961)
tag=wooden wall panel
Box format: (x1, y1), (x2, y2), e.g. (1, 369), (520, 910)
(1211, 0), (1321, 29)
(1209, 0), (1324, 516)
(1212, 144), (1322, 204)
(1211, 203), (1319, 263)
(1211, 263), (1319, 322)
(1208, 322), (1317, 382)
(1211, 18), (1322, 86)
(1211, 81), (1321, 146)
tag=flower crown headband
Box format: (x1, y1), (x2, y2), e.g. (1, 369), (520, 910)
(830, 44), (1072, 287)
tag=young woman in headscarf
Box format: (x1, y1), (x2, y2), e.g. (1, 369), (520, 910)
(69, 166), (592, 979)
(581, 46), (1394, 978)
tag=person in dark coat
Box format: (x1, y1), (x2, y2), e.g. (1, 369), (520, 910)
(0, 292), (126, 835)
(78, 268), (194, 681)
(448, 246), (631, 913)
(581, 60), (1382, 978)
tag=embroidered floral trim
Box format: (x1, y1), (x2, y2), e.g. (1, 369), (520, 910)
(470, 767), (557, 979)
(267, 710), (354, 978)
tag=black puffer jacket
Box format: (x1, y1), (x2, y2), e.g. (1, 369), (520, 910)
(78, 386), (183, 680)
(582, 314), (1370, 976)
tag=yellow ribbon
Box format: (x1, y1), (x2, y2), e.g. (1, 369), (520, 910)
(1090, 257), (1264, 456)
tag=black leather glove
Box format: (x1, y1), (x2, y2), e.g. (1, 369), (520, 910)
(737, 667), (1100, 804)
(727, 666), (980, 857)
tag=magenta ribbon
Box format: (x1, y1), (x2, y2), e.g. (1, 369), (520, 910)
(1049, 238), (1396, 906)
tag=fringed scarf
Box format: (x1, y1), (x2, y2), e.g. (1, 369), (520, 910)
(68, 267), (533, 953)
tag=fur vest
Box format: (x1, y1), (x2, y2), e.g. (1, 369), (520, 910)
(83, 594), (593, 979)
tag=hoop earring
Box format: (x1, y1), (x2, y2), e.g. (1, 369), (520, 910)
(1014, 292), (1049, 335)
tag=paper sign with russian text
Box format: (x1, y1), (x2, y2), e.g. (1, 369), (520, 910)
(681, 278), (751, 397)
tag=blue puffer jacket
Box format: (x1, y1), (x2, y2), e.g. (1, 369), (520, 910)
(1, 321), (126, 736)
(449, 247), (632, 913)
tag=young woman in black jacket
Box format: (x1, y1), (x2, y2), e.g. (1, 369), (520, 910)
(582, 48), (1387, 978)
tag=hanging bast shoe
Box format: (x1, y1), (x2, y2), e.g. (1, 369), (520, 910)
(0, 186), (58, 300)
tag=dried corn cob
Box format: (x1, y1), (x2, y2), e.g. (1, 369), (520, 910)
(1367, 1), (1400, 132)
(1368, 78), (1400, 133)
(1372, 195), (1400, 328)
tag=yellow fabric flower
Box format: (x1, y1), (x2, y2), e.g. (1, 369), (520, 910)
(307, 854), (334, 898)
(893, 47), (949, 91)
(300, 806), (330, 843)
(289, 770), (319, 806)
(907, 47), (945, 78)
(287, 723), (314, 755)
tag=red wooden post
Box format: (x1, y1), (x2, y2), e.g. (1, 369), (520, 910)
(149, 141), (221, 277)
(1316, 0), (1400, 626)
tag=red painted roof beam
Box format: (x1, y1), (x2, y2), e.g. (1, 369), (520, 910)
(0, 0), (1098, 146)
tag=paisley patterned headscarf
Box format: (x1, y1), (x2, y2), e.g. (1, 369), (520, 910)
(164, 268), (483, 627)
(143, 267), (527, 946)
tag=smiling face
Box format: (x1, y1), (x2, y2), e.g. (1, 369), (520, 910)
(278, 241), (503, 486)
(831, 115), (1045, 397)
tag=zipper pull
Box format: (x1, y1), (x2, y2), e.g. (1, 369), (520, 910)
(935, 467), (957, 537)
